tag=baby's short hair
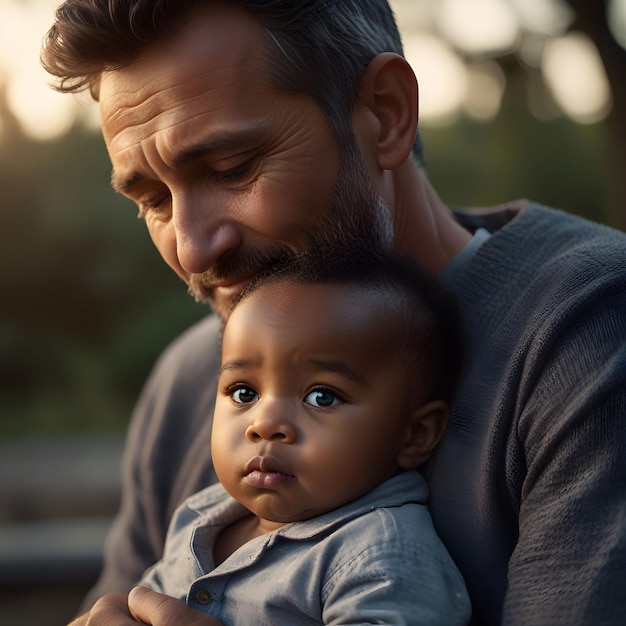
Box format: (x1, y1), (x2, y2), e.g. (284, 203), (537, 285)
(227, 247), (465, 406)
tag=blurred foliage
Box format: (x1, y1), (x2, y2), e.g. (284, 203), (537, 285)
(422, 67), (610, 224)
(0, 101), (207, 436)
(0, 84), (610, 437)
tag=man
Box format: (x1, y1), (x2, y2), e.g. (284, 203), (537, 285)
(41, 1), (626, 625)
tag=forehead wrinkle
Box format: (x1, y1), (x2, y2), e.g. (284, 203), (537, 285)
(100, 2), (273, 130)
(105, 105), (185, 158)
(101, 75), (174, 134)
(103, 67), (223, 143)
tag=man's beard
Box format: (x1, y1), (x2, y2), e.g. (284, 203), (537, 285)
(312, 137), (394, 252)
(187, 138), (394, 318)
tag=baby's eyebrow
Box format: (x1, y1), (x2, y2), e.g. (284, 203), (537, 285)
(219, 358), (257, 374)
(308, 359), (371, 388)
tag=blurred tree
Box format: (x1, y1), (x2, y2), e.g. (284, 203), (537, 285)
(563, 0), (626, 230)
(396, 0), (624, 229)
(0, 89), (207, 436)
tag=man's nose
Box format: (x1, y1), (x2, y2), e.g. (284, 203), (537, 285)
(245, 401), (297, 444)
(172, 192), (243, 275)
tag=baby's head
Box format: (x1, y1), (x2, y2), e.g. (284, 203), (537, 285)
(212, 249), (464, 525)
(228, 248), (464, 406)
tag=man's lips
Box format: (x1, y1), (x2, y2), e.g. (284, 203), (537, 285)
(198, 274), (256, 312)
(188, 249), (295, 306)
(188, 271), (255, 299)
(244, 456), (296, 489)
(213, 276), (253, 298)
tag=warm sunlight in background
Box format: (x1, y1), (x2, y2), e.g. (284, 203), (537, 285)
(0, 0), (624, 141)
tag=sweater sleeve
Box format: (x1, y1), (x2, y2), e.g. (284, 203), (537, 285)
(80, 314), (221, 611)
(428, 208), (626, 625)
(504, 269), (626, 624)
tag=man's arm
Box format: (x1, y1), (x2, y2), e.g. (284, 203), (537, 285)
(504, 307), (626, 624)
(428, 214), (626, 624)
(81, 315), (221, 611)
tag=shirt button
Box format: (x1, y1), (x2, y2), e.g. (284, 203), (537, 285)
(195, 589), (213, 604)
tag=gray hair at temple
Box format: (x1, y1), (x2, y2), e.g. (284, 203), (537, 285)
(40, 0), (424, 164)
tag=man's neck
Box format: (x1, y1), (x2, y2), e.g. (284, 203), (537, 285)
(392, 165), (472, 275)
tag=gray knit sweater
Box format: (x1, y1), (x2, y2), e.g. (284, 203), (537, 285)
(428, 202), (626, 624)
(85, 203), (626, 625)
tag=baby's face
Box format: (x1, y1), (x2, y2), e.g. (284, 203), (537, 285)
(211, 280), (417, 528)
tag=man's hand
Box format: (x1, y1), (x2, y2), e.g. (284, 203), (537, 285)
(128, 586), (224, 625)
(67, 587), (224, 625)
(67, 593), (132, 625)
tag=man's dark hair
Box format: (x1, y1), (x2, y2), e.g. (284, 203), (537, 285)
(231, 247), (465, 405)
(40, 0), (424, 164)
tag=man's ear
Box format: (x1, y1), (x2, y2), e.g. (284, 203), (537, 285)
(356, 52), (419, 170)
(396, 400), (449, 470)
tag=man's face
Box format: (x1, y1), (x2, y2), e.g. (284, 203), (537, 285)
(99, 4), (392, 317)
(212, 281), (413, 527)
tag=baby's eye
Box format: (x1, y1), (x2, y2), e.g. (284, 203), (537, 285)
(304, 389), (341, 408)
(231, 386), (258, 404)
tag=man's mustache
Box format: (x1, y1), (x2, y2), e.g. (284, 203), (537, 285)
(187, 244), (295, 304)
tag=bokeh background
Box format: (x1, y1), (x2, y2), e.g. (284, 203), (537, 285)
(1, 0), (624, 623)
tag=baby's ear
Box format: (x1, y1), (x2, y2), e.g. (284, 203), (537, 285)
(396, 401), (449, 470)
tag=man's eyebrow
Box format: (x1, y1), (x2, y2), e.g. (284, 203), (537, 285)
(110, 124), (269, 194)
(111, 170), (144, 194)
(309, 359), (371, 388)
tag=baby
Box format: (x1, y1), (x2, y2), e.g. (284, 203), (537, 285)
(140, 249), (471, 625)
